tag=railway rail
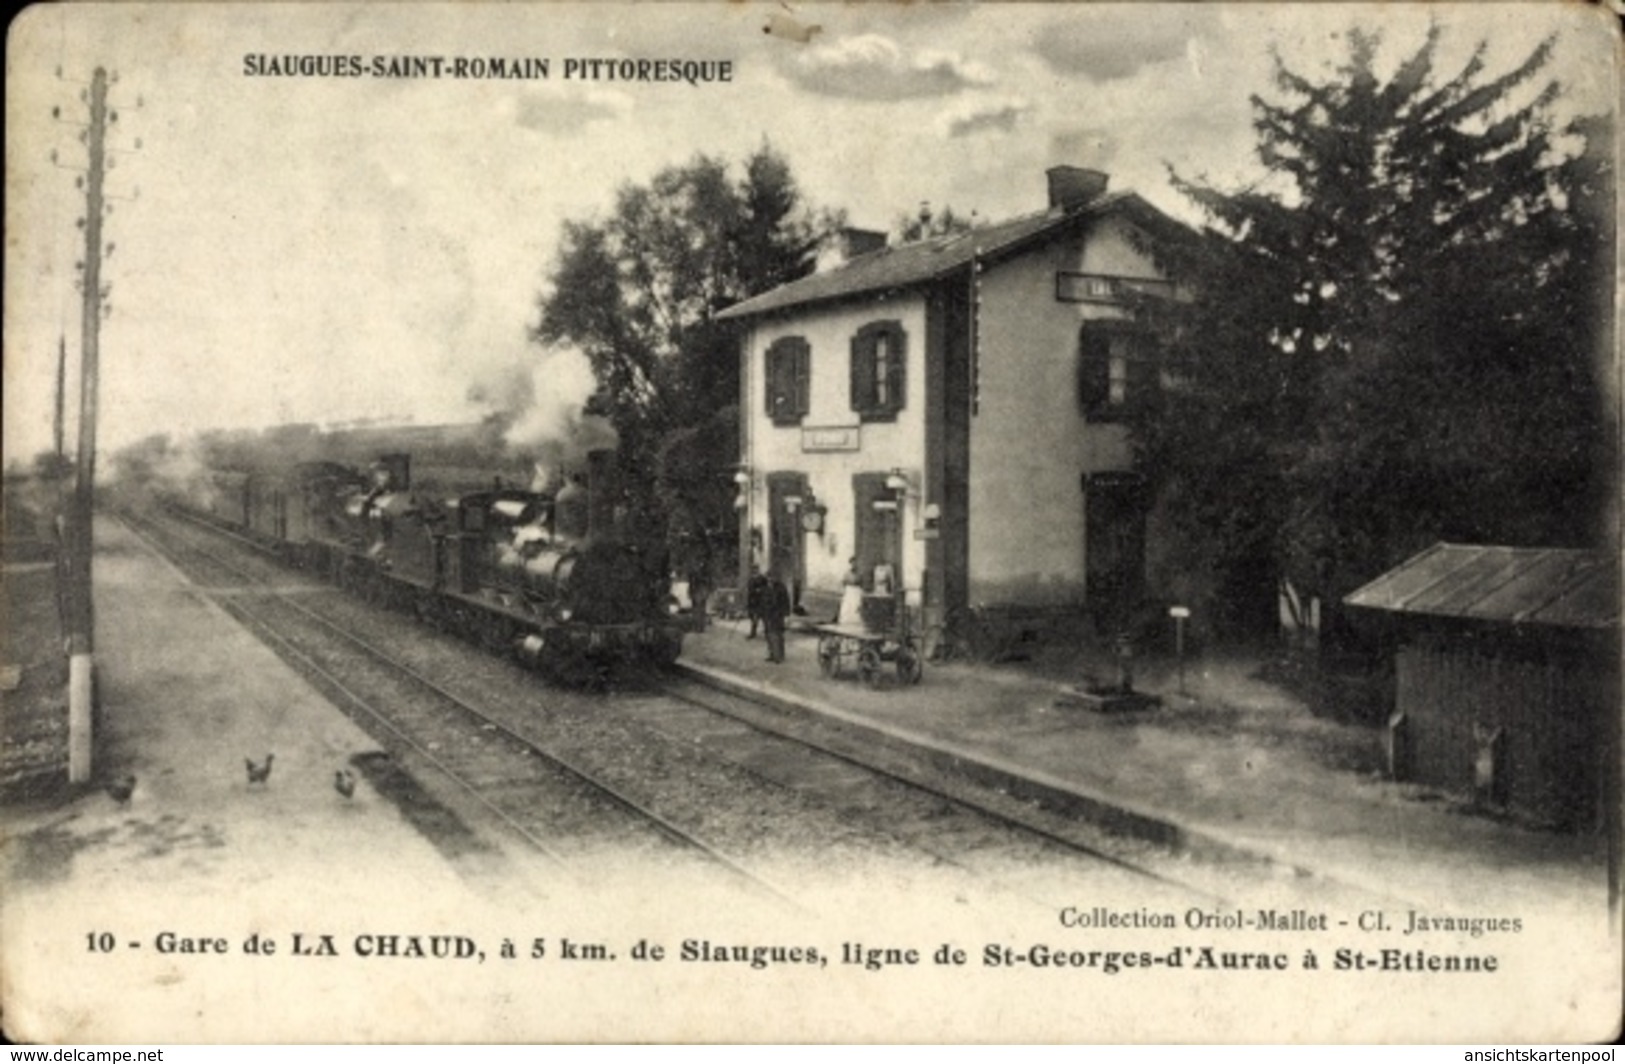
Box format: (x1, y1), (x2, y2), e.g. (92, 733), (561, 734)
(120, 506), (798, 903)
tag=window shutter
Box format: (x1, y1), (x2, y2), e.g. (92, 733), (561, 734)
(765, 344), (781, 417)
(766, 337), (810, 423)
(1126, 342), (1156, 405)
(888, 326), (906, 413)
(794, 342), (810, 417)
(1079, 324), (1111, 411)
(850, 332), (870, 413)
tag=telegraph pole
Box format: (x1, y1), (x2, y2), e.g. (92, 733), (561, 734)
(54, 334), (66, 460)
(66, 66), (108, 784)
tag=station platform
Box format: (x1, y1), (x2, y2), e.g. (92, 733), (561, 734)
(3, 517), (1618, 1043)
(1, 517), (511, 1042)
(676, 614), (1616, 921)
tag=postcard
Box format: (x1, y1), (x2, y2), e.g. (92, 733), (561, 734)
(3, 1), (1619, 1044)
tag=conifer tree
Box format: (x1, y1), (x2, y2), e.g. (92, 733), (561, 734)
(1135, 27), (1612, 633)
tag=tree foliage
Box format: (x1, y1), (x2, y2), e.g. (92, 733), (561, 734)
(1134, 27), (1614, 633)
(893, 202), (973, 243)
(533, 145), (829, 573)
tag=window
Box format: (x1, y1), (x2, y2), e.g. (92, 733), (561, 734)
(1079, 322), (1155, 419)
(765, 336), (810, 426)
(850, 321), (907, 421)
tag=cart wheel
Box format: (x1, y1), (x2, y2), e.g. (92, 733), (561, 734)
(895, 646), (923, 685)
(859, 645), (884, 688)
(818, 635), (840, 677)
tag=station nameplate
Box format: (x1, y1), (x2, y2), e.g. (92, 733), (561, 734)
(802, 426), (860, 452)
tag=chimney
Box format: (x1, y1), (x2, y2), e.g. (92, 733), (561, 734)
(816, 226), (888, 271)
(1046, 166), (1109, 211)
(839, 226), (887, 258)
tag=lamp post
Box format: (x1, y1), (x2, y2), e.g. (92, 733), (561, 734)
(1169, 605), (1191, 696)
(732, 466), (751, 593)
(883, 469), (909, 598)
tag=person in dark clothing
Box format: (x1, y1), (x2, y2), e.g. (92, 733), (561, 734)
(745, 567), (770, 639)
(688, 565), (712, 633)
(762, 569), (791, 663)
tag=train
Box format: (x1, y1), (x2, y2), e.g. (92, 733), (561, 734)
(190, 450), (687, 680)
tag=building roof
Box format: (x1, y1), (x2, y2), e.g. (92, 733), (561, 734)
(1344, 543), (1620, 631)
(717, 190), (1167, 322)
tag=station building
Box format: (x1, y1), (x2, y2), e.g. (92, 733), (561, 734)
(716, 167), (1189, 652)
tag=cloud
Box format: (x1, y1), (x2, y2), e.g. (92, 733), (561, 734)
(940, 96), (1033, 138)
(512, 86), (631, 134)
(1031, 9), (1217, 82)
(783, 33), (994, 100)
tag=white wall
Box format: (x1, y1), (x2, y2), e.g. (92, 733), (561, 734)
(966, 214), (1159, 605)
(741, 294), (929, 599)
(737, 210), (1170, 611)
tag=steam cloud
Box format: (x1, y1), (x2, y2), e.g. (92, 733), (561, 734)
(466, 345), (617, 489)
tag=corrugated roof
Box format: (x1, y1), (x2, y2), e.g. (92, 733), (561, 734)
(717, 191), (1153, 321)
(1344, 543), (1620, 630)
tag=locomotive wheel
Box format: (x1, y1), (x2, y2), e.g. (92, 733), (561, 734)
(895, 645), (923, 685)
(645, 633), (683, 669)
(817, 635), (841, 677)
(858, 645), (884, 688)
(485, 616), (515, 656)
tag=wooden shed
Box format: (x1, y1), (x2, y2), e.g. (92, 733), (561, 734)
(1345, 543), (1620, 830)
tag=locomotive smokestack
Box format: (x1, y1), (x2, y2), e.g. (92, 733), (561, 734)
(374, 453), (411, 491)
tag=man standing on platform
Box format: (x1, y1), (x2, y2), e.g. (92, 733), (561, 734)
(762, 567), (791, 664)
(745, 565), (770, 639)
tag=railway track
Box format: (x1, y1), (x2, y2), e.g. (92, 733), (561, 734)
(119, 507), (800, 903)
(125, 504), (1247, 914)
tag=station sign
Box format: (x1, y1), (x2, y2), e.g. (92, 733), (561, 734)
(802, 426), (860, 452)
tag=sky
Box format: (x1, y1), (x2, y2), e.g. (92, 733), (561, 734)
(3, 2), (1615, 467)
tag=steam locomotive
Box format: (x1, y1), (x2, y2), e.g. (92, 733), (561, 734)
(195, 451), (686, 679)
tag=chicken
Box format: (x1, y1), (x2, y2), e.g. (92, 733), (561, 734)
(105, 774), (136, 806)
(245, 753), (275, 785)
(333, 769), (356, 799)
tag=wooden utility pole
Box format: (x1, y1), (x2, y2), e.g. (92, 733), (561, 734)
(54, 334), (66, 459)
(66, 66), (108, 784)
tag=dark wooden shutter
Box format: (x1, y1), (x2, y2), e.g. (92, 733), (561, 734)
(887, 326), (906, 413)
(794, 341), (810, 417)
(851, 321), (905, 420)
(1079, 323), (1111, 412)
(766, 337), (810, 424)
(850, 331), (872, 414)
(1126, 338), (1156, 406)
(765, 343), (782, 417)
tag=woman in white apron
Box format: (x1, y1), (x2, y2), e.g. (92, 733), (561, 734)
(837, 557), (865, 626)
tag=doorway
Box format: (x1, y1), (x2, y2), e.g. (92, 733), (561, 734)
(852, 472), (902, 592)
(1085, 472), (1146, 635)
(766, 472), (808, 608)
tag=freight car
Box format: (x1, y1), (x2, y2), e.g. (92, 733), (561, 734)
(196, 451), (685, 680)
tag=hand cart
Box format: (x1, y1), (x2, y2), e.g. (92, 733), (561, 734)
(811, 610), (923, 689)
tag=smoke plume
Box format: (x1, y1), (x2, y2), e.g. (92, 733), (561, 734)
(465, 345), (617, 489)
